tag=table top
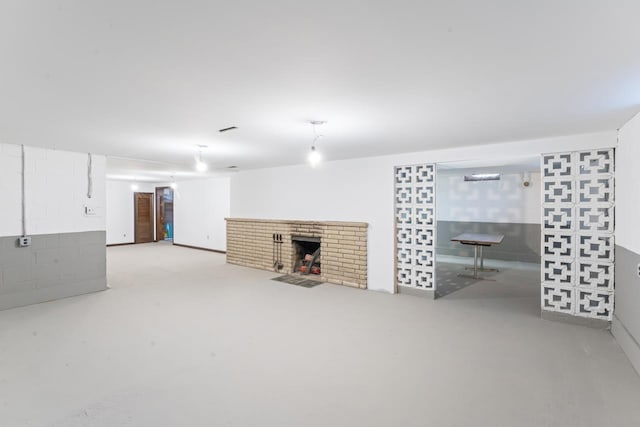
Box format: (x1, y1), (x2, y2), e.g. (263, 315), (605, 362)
(450, 233), (505, 245)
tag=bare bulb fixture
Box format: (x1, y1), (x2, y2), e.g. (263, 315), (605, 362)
(307, 120), (326, 167)
(195, 145), (208, 172)
(308, 146), (322, 167)
(195, 160), (208, 172)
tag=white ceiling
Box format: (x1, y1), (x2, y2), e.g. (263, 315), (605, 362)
(1, 1), (639, 179)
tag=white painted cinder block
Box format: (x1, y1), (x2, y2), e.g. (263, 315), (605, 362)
(0, 143), (106, 237)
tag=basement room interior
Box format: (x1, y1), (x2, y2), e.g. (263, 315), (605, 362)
(1, 1), (640, 426)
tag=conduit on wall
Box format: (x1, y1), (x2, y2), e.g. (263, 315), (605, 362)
(87, 153), (93, 199)
(21, 144), (26, 237)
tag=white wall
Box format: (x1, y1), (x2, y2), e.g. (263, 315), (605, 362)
(174, 177), (230, 251)
(0, 143), (106, 237)
(106, 177), (230, 250)
(617, 112), (640, 254)
(231, 131), (617, 293)
(105, 180), (156, 245)
(436, 171), (541, 223)
(613, 111), (640, 374)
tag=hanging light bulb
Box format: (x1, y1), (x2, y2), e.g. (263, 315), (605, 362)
(195, 145), (208, 172)
(307, 120), (326, 167)
(195, 159), (208, 172)
(308, 145), (322, 167)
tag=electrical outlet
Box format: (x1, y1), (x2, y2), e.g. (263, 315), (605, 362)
(637, 262), (640, 278)
(17, 236), (31, 247)
(84, 205), (96, 216)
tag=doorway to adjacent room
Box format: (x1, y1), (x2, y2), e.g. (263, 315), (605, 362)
(434, 156), (541, 309)
(155, 186), (174, 242)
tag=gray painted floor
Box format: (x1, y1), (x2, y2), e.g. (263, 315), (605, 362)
(1, 244), (639, 426)
(436, 255), (540, 300)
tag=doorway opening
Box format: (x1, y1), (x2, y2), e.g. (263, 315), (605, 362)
(155, 187), (174, 242)
(134, 192), (154, 243)
(434, 156), (541, 313)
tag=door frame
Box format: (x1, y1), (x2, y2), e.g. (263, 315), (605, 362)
(134, 192), (154, 244)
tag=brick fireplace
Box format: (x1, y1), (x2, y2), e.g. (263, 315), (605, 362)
(225, 218), (368, 289)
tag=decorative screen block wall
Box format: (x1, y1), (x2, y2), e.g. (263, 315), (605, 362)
(541, 149), (615, 320)
(394, 164), (436, 291)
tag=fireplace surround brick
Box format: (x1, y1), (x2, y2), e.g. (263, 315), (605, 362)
(225, 218), (368, 289)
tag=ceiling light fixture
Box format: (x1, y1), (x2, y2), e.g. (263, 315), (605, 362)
(195, 145), (208, 172)
(308, 120), (326, 168)
(464, 173), (501, 182)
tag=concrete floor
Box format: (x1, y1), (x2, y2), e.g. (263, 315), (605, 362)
(435, 255), (541, 300)
(1, 244), (640, 426)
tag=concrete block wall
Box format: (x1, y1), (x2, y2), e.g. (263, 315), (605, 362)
(226, 218), (368, 289)
(0, 231), (107, 310)
(0, 143), (108, 310)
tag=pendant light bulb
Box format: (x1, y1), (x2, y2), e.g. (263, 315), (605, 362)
(195, 147), (208, 172)
(307, 120), (326, 167)
(308, 145), (322, 167)
(196, 160), (208, 172)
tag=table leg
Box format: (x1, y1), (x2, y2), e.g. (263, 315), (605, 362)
(457, 242), (497, 281)
(467, 245), (499, 272)
(473, 245), (478, 278)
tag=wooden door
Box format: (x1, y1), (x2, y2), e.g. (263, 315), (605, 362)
(134, 192), (154, 243)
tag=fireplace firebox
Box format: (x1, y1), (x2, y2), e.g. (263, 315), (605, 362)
(292, 236), (321, 275)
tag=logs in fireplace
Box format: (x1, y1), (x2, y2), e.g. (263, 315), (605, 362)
(292, 236), (321, 275)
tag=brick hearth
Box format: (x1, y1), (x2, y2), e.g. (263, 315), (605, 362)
(225, 218), (368, 289)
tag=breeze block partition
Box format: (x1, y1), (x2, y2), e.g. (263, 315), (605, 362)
(541, 148), (615, 321)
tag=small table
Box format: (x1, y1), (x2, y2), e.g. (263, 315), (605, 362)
(450, 233), (505, 279)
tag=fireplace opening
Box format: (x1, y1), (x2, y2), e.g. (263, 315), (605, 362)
(292, 236), (321, 275)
